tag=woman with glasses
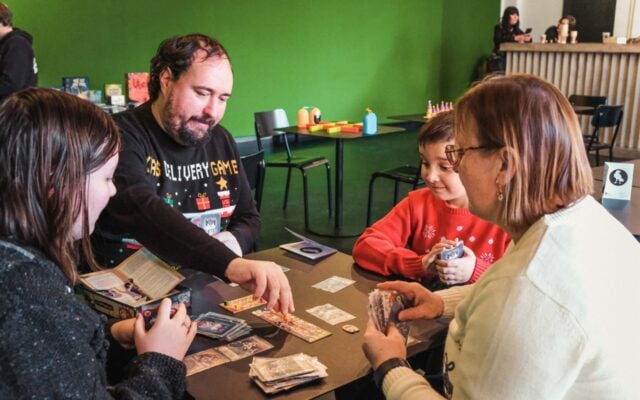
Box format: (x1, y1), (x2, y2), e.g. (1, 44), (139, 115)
(363, 74), (640, 399)
(353, 111), (510, 289)
(0, 88), (196, 399)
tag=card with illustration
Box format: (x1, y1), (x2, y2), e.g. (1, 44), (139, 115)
(253, 309), (332, 343)
(306, 304), (355, 325)
(312, 276), (355, 293)
(216, 335), (274, 361)
(184, 348), (230, 376)
(219, 295), (267, 314)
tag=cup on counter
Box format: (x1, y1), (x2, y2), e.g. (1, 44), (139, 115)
(540, 34), (547, 43)
(570, 31), (578, 44)
(603, 32), (611, 42)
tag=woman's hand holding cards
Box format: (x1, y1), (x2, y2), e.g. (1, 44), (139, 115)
(362, 319), (407, 369)
(376, 281), (444, 321)
(134, 298), (197, 361)
(435, 245), (475, 285)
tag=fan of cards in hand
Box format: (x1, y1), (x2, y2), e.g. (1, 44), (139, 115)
(368, 289), (412, 341)
(249, 353), (328, 394)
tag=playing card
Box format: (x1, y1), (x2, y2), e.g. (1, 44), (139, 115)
(252, 309), (332, 343)
(216, 335), (274, 361)
(306, 304), (355, 325)
(312, 276), (355, 293)
(438, 240), (464, 260)
(194, 312), (250, 340)
(219, 295), (267, 314)
(184, 348), (230, 376)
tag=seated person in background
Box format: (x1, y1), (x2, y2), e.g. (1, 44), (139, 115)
(353, 111), (510, 289)
(493, 6), (531, 53)
(0, 88), (196, 398)
(92, 33), (293, 314)
(544, 15), (576, 42)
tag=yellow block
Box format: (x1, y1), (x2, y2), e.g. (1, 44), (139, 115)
(326, 126), (342, 134)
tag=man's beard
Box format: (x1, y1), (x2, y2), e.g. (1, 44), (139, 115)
(162, 94), (216, 146)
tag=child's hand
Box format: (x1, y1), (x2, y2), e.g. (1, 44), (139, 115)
(421, 239), (457, 273)
(435, 246), (476, 285)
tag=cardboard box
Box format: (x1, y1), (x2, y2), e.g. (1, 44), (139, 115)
(76, 284), (191, 322)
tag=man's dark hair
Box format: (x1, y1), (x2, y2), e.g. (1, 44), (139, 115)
(148, 33), (230, 102)
(0, 2), (13, 27)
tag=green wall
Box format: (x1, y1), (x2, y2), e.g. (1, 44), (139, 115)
(11, 0), (497, 136)
(441, 0), (501, 101)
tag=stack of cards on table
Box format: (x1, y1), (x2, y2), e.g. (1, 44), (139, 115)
(368, 289), (412, 341)
(249, 353), (328, 394)
(195, 312), (251, 341)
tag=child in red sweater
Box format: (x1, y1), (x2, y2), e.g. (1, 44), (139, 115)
(353, 111), (510, 287)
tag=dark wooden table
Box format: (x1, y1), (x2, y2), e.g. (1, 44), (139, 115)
(387, 113), (427, 123)
(184, 248), (448, 399)
(281, 125), (406, 237)
(592, 159), (640, 188)
(592, 180), (640, 239)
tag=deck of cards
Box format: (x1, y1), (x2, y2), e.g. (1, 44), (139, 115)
(252, 309), (332, 343)
(438, 240), (464, 260)
(249, 353), (328, 394)
(368, 289), (412, 341)
(195, 312), (252, 341)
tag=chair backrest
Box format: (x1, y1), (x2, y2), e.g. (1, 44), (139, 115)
(240, 150), (266, 212)
(569, 94), (607, 108)
(254, 108), (292, 157)
(254, 109), (290, 139)
(591, 105), (624, 128)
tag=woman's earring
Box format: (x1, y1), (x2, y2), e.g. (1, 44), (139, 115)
(496, 180), (504, 201)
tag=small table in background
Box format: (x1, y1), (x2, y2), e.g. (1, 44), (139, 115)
(281, 125), (406, 237)
(387, 113), (427, 123)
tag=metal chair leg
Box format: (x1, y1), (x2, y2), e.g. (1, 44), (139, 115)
(393, 181), (400, 205)
(283, 166), (292, 209)
(366, 175), (378, 227)
(325, 163), (332, 218)
(302, 170), (310, 230)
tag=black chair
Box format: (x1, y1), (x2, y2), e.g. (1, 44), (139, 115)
(569, 94), (607, 116)
(584, 105), (624, 166)
(254, 109), (332, 230)
(366, 163), (424, 226)
(240, 150), (266, 212)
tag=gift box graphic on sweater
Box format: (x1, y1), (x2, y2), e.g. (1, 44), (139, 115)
(196, 193), (210, 210)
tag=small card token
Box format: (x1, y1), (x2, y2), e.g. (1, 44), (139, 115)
(342, 324), (360, 334)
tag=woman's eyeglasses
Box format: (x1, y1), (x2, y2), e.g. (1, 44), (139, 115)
(445, 144), (488, 169)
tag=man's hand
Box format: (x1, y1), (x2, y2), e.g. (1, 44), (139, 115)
(226, 258), (295, 314)
(377, 281), (444, 321)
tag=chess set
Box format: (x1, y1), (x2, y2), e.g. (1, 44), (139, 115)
(424, 100), (454, 120)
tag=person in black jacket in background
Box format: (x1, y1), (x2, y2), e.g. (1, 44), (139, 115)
(0, 88), (196, 399)
(487, 6), (531, 73)
(0, 2), (37, 102)
(493, 6), (531, 53)
(92, 33), (294, 315)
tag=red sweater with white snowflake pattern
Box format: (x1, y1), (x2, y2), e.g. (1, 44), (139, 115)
(353, 188), (510, 283)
